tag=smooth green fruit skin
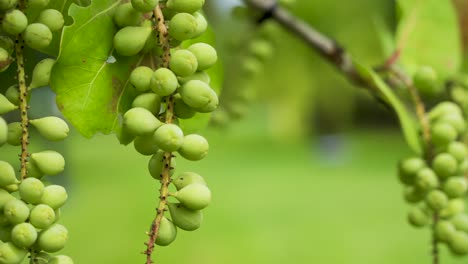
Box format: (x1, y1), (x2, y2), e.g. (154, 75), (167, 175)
(0, 242), (27, 264)
(31, 151), (65, 176)
(192, 12), (207, 38)
(431, 122), (457, 147)
(114, 26), (152, 56)
(179, 80), (218, 112)
(429, 102), (462, 120)
(0, 47), (11, 72)
(155, 217), (177, 246)
(27, 161), (45, 179)
(131, 0), (157, 12)
(48, 255), (74, 264)
(7, 122), (21, 146)
(440, 199), (465, 219)
(413, 66), (440, 97)
(30, 204), (55, 229)
(174, 96), (196, 119)
(432, 153), (458, 179)
(29, 58), (55, 89)
(150, 68), (179, 96)
(452, 214), (468, 232)
(168, 203), (203, 231)
(443, 178), (467, 198)
(170, 49), (198, 77)
(153, 124), (184, 152)
(187, 43), (218, 71)
(0, 161), (17, 187)
(178, 134), (209, 161)
(148, 150), (176, 179)
(130, 66), (153, 92)
(132, 93), (161, 115)
(5, 85), (19, 106)
(2, 10), (27, 35)
(19, 178), (44, 205)
(37, 9), (64, 31)
(124, 107), (162, 136)
(11, 223), (38, 248)
(0, 0), (17, 10)
(425, 190), (448, 211)
(167, 0), (205, 13)
(408, 206), (430, 227)
(24, 23), (53, 50)
(0, 36), (14, 54)
(169, 13), (198, 41)
(29, 0), (50, 9)
(435, 220), (456, 242)
(178, 71), (210, 85)
(134, 134), (159, 156)
(38, 224), (68, 253)
(403, 187), (425, 204)
(440, 114), (466, 134)
(0, 117), (6, 147)
(30, 117), (69, 141)
(0, 189), (14, 212)
(449, 231), (468, 255)
(4, 199), (29, 224)
(173, 172), (206, 190)
(41, 185), (68, 210)
(114, 3), (142, 28)
(0, 93), (17, 115)
(174, 183), (211, 210)
(415, 168), (438, 191)
(447, 142), (468, 162)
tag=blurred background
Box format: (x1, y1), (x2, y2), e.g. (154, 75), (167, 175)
(4, 0), (468, 263)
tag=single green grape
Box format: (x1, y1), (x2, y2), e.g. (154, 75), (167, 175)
(192, 12), (207, 38)
(48, 255), (74, 264)
(178, 134), (209, 161)
(36, 9), (64, 32)
(174, 96), (196, 119)
(168, 203), (203, 231)
(24, 23), (53, 50)
(187, 43), (218, 71)
(0, 242), (27, 264)
(131, 0), (157, 12)
(134, 134), (159, 156)
(170, 49), (198, 77)
(114, 26), (152, 56)
(179, 80), (218, 112)
(30, 204), (55, 229)
(0, 117), (6, 147)
(19, 178), (44, 205)
(407, 206), (430, 227)
(448, 231), (468, 255)
(0, 93), (17, 115)
(114, 3), (142, 28)
(27, 161), (45, 179)
(447, 142), (467, 162)
(0, 36), (14, 55)
(7, 122), (21, 146)
(155, 217), (177, 246)
(148, 150), (176, 179)
(31, 150), (65, 176)
(132, 93), (161, 115)
(425, 190), (448, 211)
(5, 85), (19, 106)
(435, 220), (456, 242)
(0, 47), (11, 72)
(153, 124), (184, 152)
(403, 186), (425, 204)
(443, 177), (467, 198)
(2, 9), (28, 35)
(439, 113), (466, 134)
(431, 122), (457, 147)
(11, 222), (38, 248)
(169, 13), (198, 41)
(123, 107), (162, 136)
(413, 66), (441, 97)
(130, 66), (153, 92)
(29, 0), (50, 9)
(0, 0), (17, 10)
(452, 214), (468, 232)
(37, 224), (68, 253)
(30, 116), (69, 142)
(0, 189), (14, 212)
(166, 0), (205, 13)
(29, 58), (56, 89)
(429, 102), (462, 120)
(0, 161), (17, 187)
(172, 183), (211, 210)
(150, 68), (179, 96)
(415, 168), (438, 191)
(432, 153), (458, 179)
(172, 172), (206, 191)
(440, 199), (465, 219)
(4, 199), (30, 224)
(40, 185), (68, 210)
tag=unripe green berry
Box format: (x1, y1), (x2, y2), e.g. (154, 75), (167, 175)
(0, 0), (17, 10)
(407, 206), (430, 227)
(27, 161), (45, 179)
(48, 255), (74, 264)
(0, 47), (11, 72)
(169, 13), (198, 41)
(187, 43), (218, 71)
(435, 220), (456, 242)
(403, 186), (425, 204)
(170, 49), (198, 77)
(7, 122), (21, 146)
(134, 134), (159, 156)
(0, 161), (17, 187)
(123, 107), (162, 136)
(415, 168), (438, 191)
(0, 242), (27, 264)
(29, 0), (50, 9)
(173, 172), (206, 191)
(31, 150), (65, 176)
(452, 214), (468, 232)
(153, 124), (184, 152)
(173, 183), (211, 210)
(447, 142), (468, 162)
(166, 0), (205, 13)
(192, 12), (207, 38)
(5, 85), (19, 105)
(429, 102), (462, 120)
(179, 80), (218, 112)
(0, 36), (14, 55)
(19, 178), (44, 205)
(178, 71), (210, 85)
(0, 189), (14, 211)
(0, 117), (6, 147)
(114, 26), (152, 56)
(130, 66), (153, 92)
(443, 177), (467, 198)
(449, 231), (468, 255)
(29, 58), (55, 89)
(0, 93), (17, 115)
(432, 153), (458, 179)
(148, 150), (176, 179)
(132, 93), (161, 115)
(425, 190), (448, 211)
(150, 68), (178, 96)
(413, 66), (441, 97)
(178, 134), (209, 161)
(174, 96), (196, 119)
(155, 217), (177, 246)
(2, 9), (27, 35)
(431, 122), (457, 147)
(4, 199), (29, 224)
(37, 9), (64, 32)
(440, 199), (465, 219)
(248, 39), (274, 61)
(24, 23), (53, 50)
(41, 185), (67, 209)
(30, 117), (69, 141)
(38, 224), (68, 253)
(114, 3), (143, 28)
(4, 183), (17, 193)
(11, 223), (38, 248)
(168, 203), (203, 231)
(30, 204), (55, 229)
(459, 159), (468, 175)
(131, 0), (157, 12)
(439, 114), (466, 134)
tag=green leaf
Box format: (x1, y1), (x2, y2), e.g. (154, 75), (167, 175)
(396, 0), (461, 78)
(355, 62), (423, 155)
(50, 0), (141, 138)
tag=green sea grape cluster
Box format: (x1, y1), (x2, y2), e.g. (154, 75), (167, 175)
(399, 101), (468, 255)
(112, 0), (216, 248)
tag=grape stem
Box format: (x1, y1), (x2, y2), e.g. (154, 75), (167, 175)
(144, 4), (174, 264)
